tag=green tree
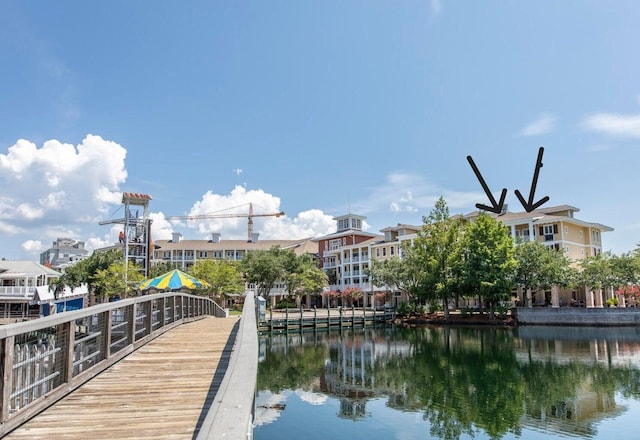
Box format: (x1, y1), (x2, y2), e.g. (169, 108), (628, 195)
(462, 213), (516, 318)
(367, 255), (422, 306)
(514, 241), (574, 306)
(51, 249), (123, 300)
(409, 197), (464, 318)
(148, 261), (179, 278)
(579, 252), (620, 305)
(241, 246), (291, 299)
(188, 259), (245, 302)
(92, 261), (145, 300)
(281, 254), (327, 306)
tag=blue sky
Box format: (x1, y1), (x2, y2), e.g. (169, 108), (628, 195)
(1, 1), (639, 260)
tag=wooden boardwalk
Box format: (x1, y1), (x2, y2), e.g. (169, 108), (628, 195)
(4, 316), (239, 440)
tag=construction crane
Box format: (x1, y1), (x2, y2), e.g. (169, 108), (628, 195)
(167, 203), (285, 242)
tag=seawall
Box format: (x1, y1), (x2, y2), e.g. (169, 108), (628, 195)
(514, 307), (640, 326)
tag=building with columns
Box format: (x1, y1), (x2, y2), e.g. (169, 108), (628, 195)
(317, 205), (614, 310)
(464, 204), (614, 308)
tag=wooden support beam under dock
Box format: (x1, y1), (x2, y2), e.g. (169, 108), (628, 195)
(4, 316), (239, 440)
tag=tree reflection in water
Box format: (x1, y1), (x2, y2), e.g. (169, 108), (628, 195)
(257, 326), (640, 440)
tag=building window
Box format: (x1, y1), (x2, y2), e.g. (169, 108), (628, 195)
(390, 246), (395, 255)
(382, 248), (386, 257)
(329, 239), (341, 251)
(564, 226), (568, 234)
(376, 248), (380, 257)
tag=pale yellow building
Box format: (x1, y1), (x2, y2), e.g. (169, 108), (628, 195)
(465, 204), (614, 308)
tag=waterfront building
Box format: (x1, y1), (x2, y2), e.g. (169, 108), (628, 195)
(314, 214), (422, 308)
(151, 232), (318, 306)
(316, 204), (614, 310)
(0, 261), (86, 321)
(39, 237), (90, 272)
(464, 204), (612, 260)
(464, 204), (614, 308)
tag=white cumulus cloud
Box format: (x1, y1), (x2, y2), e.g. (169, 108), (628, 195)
(162, 186), (336, 240)
(581, 112), (640, 138)
(0, 135), (128, 257)
(21, 240), (45, 254)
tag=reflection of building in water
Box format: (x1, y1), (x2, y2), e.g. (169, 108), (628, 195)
(514, 326), (640, 368)
(515, 327), (639, 437)
(522, 389), (624, 438)
(320, 329), (413, 419)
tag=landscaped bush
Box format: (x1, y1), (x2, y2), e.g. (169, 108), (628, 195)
(494, 304), (510, 319)
(396, 301), (411, 316)
(460, 307), (474, 317)
(275, 299), (297, 309)
(606, 297), (620, 308)
(427, 301), (442, 314)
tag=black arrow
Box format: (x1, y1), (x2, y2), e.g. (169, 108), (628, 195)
(466, 155), (507, 214)
(514, 146), (550, 212)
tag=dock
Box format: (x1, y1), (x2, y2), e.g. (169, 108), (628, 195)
(258, 307), (395, 332)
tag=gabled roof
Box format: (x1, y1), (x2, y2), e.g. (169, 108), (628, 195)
(0, 261), (61, 278)
(379, 223), (421, 233)
(463, 205), (613, 232)
(311, 229), (381, 242)
(34, 284), (88, 303)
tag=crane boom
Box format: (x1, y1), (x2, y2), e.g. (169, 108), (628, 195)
(167, 203), (284, 241)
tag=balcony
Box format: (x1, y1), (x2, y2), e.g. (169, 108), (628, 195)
(0, 286), (36, 298)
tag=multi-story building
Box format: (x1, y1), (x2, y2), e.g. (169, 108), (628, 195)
(151, 232), (318, 305)
(464, 204), (614, 307)
(0, 261), (87, 321)
(39, 238), (90, 272)
(464, 204), (612, 260)
(318, 205), (614, 310)
(314, 214), (421, 308)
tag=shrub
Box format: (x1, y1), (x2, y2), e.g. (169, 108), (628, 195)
(275, 299), (296, 309)
(427, 301), (442, 314)
(396, 301), (411, 316)
(494, 304), (510, 319)
(606, 297), (620, 308)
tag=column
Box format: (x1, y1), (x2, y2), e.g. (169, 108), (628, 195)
(551, 285), (560, 308)
(585, 286), (595, 308)
(528, 222), (534, 242)
(595, 288), (604, 307)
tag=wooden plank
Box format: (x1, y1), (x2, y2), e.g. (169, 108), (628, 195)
(4, 316), (239, 440)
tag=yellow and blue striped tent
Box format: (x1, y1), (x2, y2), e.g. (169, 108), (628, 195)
(138, 269), (209, 291)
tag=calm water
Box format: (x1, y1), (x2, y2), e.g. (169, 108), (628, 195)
(255, 325), (640, 440)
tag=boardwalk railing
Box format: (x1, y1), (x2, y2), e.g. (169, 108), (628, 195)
(0, 292), (226, 437)
(196, 291), (258, 440)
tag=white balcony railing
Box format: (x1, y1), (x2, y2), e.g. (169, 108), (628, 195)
(0, 287), (36, 298)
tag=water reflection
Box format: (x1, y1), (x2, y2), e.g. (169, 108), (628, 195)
(256, 326), (640, 439)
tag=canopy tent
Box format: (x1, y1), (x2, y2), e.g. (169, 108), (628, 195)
(138, 269), (209, 291)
